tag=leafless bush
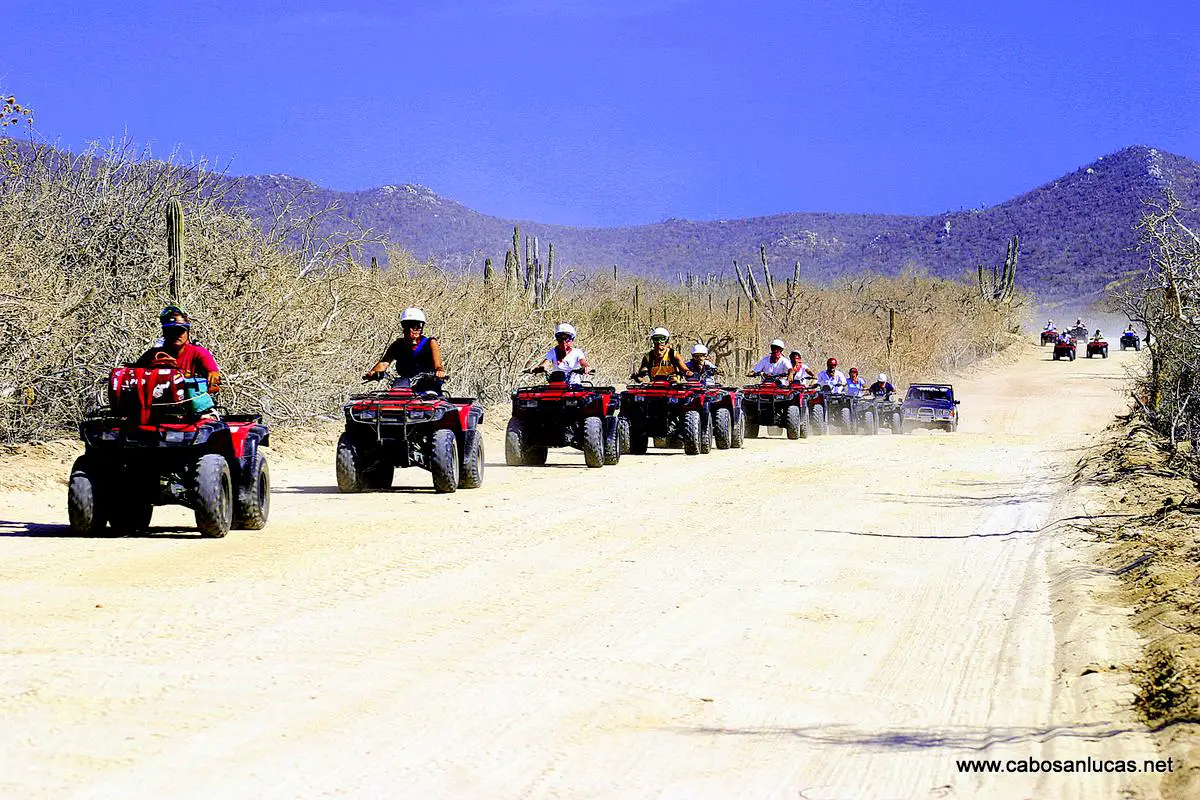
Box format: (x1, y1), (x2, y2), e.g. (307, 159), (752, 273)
(1114, 189), (1200, 452)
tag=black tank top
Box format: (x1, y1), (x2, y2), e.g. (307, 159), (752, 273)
(384, 336), (435, 377)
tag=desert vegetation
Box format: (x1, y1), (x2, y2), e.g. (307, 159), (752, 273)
(0, 141), (1022, 445)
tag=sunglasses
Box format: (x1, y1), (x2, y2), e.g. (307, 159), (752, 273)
(555, 333), (574, 341)
(651, 336), (668, 343)
(402, 322), (425, 329)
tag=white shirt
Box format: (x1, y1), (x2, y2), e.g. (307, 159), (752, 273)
(753, 355), (791, 377)
(544, 346), (587, 384)
(817, 369), (847, 392)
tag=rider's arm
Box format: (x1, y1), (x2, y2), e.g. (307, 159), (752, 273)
(365, 339), (399, 379)
(193, 345), (222, 393)
(674, 352), (693, 376)
(429, 338), (446, 379)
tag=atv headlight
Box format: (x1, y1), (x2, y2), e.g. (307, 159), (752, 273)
(520, 399), (538, 408)
(357, 409), (377, 420)
(99, 430), (118, 441)
(164, 430), (189, 443)
(668, 397), (680, 404)
(633, 396), (644, 402)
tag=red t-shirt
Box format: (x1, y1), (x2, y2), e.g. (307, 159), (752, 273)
(134, 342), (219, 377)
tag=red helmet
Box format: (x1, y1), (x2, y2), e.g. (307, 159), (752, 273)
(849, 367), (859, 376)
(827, 357), (838, 368)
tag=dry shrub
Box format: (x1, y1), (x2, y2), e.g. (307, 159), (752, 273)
(0, 143), (1017, 444)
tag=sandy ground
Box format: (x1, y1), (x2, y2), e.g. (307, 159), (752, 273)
(0, 343), (1171, 799)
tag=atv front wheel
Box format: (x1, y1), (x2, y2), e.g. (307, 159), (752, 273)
(430, 428), (460, 493)
(1102, 346), (1108, 358)
(582, 416), (605, 468)
(713, 407), (732, 449)
(459, 428), (485, 488)
(336, 433), (369, 492)
(810, 403), (828, 435)
(603, 417), (621, 465)
(731, 408), (745, 448)
(194, 454), (233, 538)
(682, 409), (702, 455)
(234, 448), (270, 529)
(839, 406), (852, 432)
(505, 418), (528, 466)
(67, 455), (109, 536)
(699, 410), (713, 454)
(629, 420), (649, 455)
(890, 411), (903, 435)
(784, 404), (802, 440)
(617, 417), (632, 456)
(862, 410), (877, 435)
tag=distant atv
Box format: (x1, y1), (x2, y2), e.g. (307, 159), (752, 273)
(619, 377), (712, 455)
(820, 387), (878, 435)
(506, 367), (621, 467)
(870, 394), (905, 434)
(1120, 331), (1141, 351)
(70, 364), (270, 538)
(900, 383), (960, 433)
(1052, 337), (1077, 361)
(739, 378), (822, 439)
(1086, 338), (1109, 358)
(337, 372), (484, 493)
(1067, 324), (1088, 340)
(685, 368), (745, 450)
(1040, 329), (1058, 346)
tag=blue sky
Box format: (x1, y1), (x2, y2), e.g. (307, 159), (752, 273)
(5, 0), (1199, 226)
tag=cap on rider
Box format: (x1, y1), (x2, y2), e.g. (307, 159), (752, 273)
(691, 343), (708, 356)
(555, 323), (577, 341)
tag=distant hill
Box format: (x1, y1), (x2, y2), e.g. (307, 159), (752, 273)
(229, 146), (1200, 300)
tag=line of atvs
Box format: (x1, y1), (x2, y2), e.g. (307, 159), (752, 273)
(1042, 327), (1142, 361)
(65, 365), (958, 538)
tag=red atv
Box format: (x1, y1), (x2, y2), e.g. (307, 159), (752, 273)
(1052, 337), (1077, 361)
(619, 377), (712, 455)
(337, 372), (484, 493)
(69, 365), (270, 538)
(1086, 338), (1109, 358)
(1040, 329), (1058, 346)
(505, 367), (621, 467)
(739, 378), (824, 439)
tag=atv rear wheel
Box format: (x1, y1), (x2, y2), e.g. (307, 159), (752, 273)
(336, 433), (369, 492)
(505, 418), (527, 466)
(731, 408), (745, 448)
(1102, 346), (1108, 358)
(839, 405), (852, 432)
(194, 454), (233, 538)
(459, 428), (485, 488)
(430, 428), (460, 493)
(67, 455), (109, 536)
(682, 409), (702, 455)
(699, 410), (713, 454)
(582, 416), (605, 468)
(862, 410), (877, 436)
(744, 417), (760, 439)
(810, 403), (827, 435)
(890, 411), (903, 435)
(234, 448), (270, 529)
(1068, 350), (1075, 361)
(603, 418), (621, 465)
(713, 407), (732, 449)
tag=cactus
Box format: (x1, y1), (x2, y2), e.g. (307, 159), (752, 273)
(504, 249), (517, 289)
(977, 234), (1019, 303)
(483, 257), (494, 286)
(167, 198), (185, 305)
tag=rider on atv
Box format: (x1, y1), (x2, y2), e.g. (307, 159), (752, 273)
(1044, 319), (1055, 331)
(846, 367), (867, 396)
(363, 307), (446, 389)
(534, 323), (589, 385)
(788, 351), (815, 385)
(633, 327), (692, 382)
(868, 373), (896, 400)
(1092, 328), (1104, 341)
(134, 306), (221, 394)
(749, 339), (791, 380)
(817, 357), (848, 393)
(684, 344), (717, 381)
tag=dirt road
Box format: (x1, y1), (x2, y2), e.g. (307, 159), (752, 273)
(0, 344), (1165, 798)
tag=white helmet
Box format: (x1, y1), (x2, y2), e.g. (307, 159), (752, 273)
(770, 338), (786, 349)
(555, 323), (577, 338)
(650, 327), (670, 340)
(691, 343), (708, 356)
(400, 307), (427, 324)
(878, 373), (888, 383)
